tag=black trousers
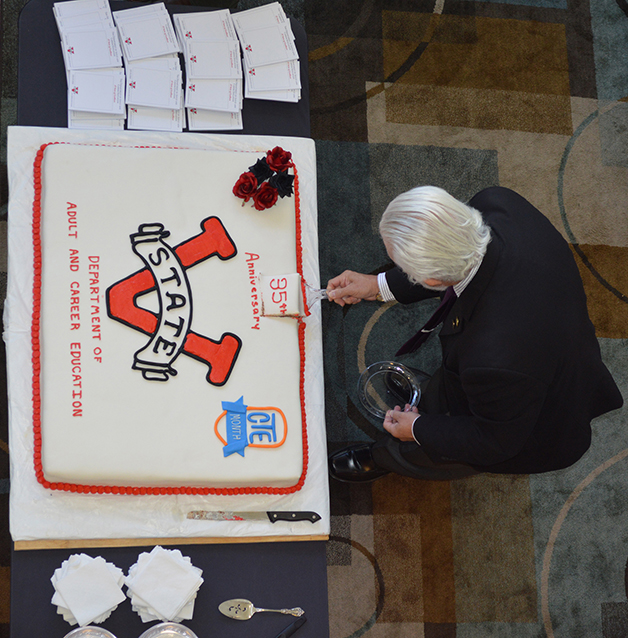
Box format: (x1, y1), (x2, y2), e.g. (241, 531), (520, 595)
(371, 365), (480, 481)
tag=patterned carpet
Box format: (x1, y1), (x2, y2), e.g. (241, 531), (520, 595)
(3, 0), (628, 637)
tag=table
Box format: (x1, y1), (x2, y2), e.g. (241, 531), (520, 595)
(11, 541), (329, 638)
(12, 2), (329, 636)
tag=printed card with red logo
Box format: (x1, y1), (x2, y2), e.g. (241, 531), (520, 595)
(173, 10), (237, 48)
(239, 23), (299, 68)
(68, 109), (125, 130)
(244, 86), (301, 103)
(184, 78), (241, 112)
(55, 8), (114, 31)
(186, 40), (242, 80)
(53, 0), (109, 19)
(127, 101), (185, 132)
(61, 27), (122, 70)
(245, 59), (300, 92)
(126, 55), (181, 72)
(67, 69), (126, 115)
(231, 2), (288, 37)
(187, 107), (243, 131)
(114, 4), (180, 61)
(126, 67), (182, 109)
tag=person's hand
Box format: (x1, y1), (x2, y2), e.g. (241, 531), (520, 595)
(326, 271), (379, 306)
(383, 404), (419, 441)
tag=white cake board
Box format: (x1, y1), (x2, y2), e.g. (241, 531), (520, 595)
(6, 126), (330, 544)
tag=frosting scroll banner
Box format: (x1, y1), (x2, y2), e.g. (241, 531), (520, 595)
(130, 223), (192, 381)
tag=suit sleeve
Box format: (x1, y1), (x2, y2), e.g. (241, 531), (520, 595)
(412, 367), (548, 467)
(385, 267), (440, 304)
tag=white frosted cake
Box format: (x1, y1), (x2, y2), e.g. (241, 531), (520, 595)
(32, 142), (309, 495)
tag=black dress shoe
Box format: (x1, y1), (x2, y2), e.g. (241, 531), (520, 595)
(329, 443), (389, 482)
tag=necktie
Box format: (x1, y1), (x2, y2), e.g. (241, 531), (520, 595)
(396, 286), (457, 356)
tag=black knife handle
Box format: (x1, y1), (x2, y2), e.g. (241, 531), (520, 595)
(275, 616), (307, 638)
(267, 511), (321, 523)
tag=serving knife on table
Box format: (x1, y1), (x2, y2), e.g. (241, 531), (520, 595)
(187, 510), (321, 523)
(274, 616), (307, 638)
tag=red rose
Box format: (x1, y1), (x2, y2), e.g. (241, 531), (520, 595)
(252, 182), (279, 211)
(266, 146), (293, 172)
(233, 171), (258, 202)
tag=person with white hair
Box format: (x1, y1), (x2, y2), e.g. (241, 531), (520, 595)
(326, 186), (623, 482)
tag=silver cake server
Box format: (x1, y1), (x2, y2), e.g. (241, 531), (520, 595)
(304, 281), (329, 305)
(218, 598), (305, 620)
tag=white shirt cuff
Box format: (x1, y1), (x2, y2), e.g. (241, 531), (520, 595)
(377, 272), (396, 302)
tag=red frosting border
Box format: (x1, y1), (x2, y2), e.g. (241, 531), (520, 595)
(31, 142), (309, 496)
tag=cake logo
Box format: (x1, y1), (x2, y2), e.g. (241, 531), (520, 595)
(214, 396), (287, 457)
(106, 217), (242, 386)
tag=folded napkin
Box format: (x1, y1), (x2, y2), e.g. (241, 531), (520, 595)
(51, 554), (126, 627)
(125, 546), (204, 623)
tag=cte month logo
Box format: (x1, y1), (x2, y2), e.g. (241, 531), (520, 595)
(214, 396), (288, 457)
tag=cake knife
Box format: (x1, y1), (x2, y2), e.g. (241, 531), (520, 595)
(187, 510), (321, 523)
(273, 616), (307, 638)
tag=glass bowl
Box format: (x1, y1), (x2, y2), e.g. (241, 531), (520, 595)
(357, 361), (421, 420)
(138, 623), (199, 638)
(63, 628), (117, 638)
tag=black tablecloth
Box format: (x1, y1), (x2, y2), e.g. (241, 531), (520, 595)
(11, 541), (329, 637)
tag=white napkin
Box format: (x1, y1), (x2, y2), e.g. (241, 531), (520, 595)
(125, 546), (204, 623)
(51, 554), (126, 627)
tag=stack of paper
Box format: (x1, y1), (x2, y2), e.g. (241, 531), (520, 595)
(125, 546), (204, 623)
(51, 554), (126, 626)
(113, 3), (184, 132)
(53, 0), (301, 132)
(54, 0), (126, 130)
(232, 2), (301, 103)
(174, 9), (243, 131)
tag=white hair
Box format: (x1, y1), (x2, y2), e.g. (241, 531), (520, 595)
(379, 186), (491, 285)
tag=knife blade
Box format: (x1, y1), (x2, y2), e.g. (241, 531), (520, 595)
(187, 510), (321, 523)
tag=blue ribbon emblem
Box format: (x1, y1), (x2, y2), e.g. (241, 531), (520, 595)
(222, 396), (249, 457)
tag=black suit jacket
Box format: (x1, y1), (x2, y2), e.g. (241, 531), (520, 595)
(386, 187), (623, 473)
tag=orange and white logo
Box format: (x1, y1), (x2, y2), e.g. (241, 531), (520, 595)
(214, 397), (287, 457)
